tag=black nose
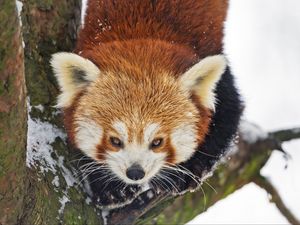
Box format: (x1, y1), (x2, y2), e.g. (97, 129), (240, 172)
(126, 164), (145, 181)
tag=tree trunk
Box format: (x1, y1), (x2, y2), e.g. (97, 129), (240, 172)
(19, 0), (103, 224)
(0, 1), (299, 225)
(0, 1), (27, 224)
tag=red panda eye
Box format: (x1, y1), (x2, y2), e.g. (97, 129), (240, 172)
(150, 138), (163, 149)
(110, 137), (123, 148)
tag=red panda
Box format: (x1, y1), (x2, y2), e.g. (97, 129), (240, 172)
(51, 0), (242, 207)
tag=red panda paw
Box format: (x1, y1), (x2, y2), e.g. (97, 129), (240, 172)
(92, 182), (143, 209)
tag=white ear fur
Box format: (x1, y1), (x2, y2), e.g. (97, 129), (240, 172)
(51, 52), (100, 108)
(180, 55), (227, 110)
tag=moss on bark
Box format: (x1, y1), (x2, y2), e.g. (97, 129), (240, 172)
(19, 0), (102, 224)
(0, 1), (27, 224)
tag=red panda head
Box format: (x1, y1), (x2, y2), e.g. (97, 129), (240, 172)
(51, 52), (226, 185)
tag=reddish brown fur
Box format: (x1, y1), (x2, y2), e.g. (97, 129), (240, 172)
(65, 0), (228, 160)
(164, 138), (176, 163)
(76, 0), (228, 59)
(63, 92), (84, 149)
(75, 0), (227, 75)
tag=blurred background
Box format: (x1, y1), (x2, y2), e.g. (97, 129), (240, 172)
(188, 0), (300, 224)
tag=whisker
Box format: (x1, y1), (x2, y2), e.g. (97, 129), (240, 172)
(157, 173), (179, 193)
(163, 163), (201, 187)
(199, 185), (207, 211)
(161, 168), (186, 183)
(69, 154), (89, 163)
(76, 164), (111, 184)
(153, 175), (170, 191)
(78, 168), (103, 184)
(203, 180), (217, 194)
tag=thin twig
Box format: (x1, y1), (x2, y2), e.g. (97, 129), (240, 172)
(253, 175), (300, 225)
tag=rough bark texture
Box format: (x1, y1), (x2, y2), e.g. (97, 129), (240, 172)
(19, 0), (103, 224)
(0, 1), (27, 224)
(0, 1), (299, 225)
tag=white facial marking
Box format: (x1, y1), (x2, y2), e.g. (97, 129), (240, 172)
(106, 137), (166, 185)
(75, 119), (102, 159)
(143, 123), (160, 143)
(171, 123), (197, 163)
(112, 121), (128, 141)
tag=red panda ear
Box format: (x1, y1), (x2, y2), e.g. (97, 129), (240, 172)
(179, 55), (227, 111)
(51, 52), (100, 108)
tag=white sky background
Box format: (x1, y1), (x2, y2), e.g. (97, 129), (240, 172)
(189, 0), (300, 224)
(224, 0), (300, 130)
(80, 0), (300, 223)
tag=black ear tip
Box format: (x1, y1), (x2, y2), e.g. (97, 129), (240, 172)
(72, 67), (89, 84)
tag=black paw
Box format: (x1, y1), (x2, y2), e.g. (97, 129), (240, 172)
(89, 175), (142, 208)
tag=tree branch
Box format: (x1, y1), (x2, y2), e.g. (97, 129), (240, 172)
(253, 175), (300, 225)
(270, 127), (300, 143)
(135, 124), (295, 225)
(107, 191), (170, 225)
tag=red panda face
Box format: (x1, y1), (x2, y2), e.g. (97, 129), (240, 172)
(73, 72), (201, 184)
(51, 53), (226, 184)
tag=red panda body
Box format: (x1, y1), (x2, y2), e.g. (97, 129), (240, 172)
(66, 0), (228, 161)
(51, 0), (242, 208)
(76, 0), (227, 73)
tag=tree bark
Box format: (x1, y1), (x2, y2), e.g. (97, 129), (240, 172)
(0, 1), (299, 225)
(19, 0), (103, 224)
(0, 1), (27, 224)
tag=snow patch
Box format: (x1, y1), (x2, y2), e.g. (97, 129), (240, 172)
(58, 194), (70, 215)
(34, 104), (44, 112)
(16, 0), (23, 26)
(26, 106), (66, 173)
(81, 0), (88, 25)
(26, 99), (77, 189)
(101, 210), (110, 225)
(239, 120), (268, 144)
(147, 190), (154, 199)
(85, 196), (92, 205)
(82, 177), (93, 197)
(58, 156), (76, 187)
(52, 176), (60, 188)
(16, 1), (23, 15)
